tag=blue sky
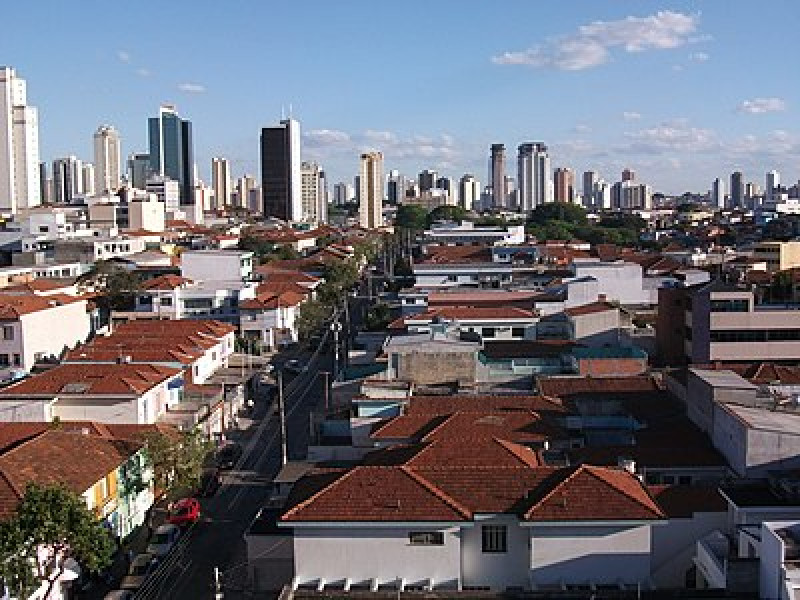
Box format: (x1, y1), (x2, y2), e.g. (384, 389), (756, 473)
(2, 0), (798, 194)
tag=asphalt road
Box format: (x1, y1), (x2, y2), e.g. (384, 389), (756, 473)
(130, 344), (335, 600)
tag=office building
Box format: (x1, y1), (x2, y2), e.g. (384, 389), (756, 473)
(766, 170), (781, 205)
(582, 170), (598, 202)
(730, 171), (744, 208)
(359, 151), (383, 229)
(82, 163), (95, 197)
(237, 174), (258, 211)
(489, 144), (505, 208)
(127, 153), (150, 189)
(38, 162), (49, 204)
(554, 167), (575, 203)
(148, 104), (194, 204)
(333, 182), (353, 206)
(436, 176), (456, 204)
(419, 169), (437, 192)
(711, 178), (725, 209)
(0, 67), (41, 212)
(318, 170), (328, 223)
(146, 175), (181, 213)
(93, 125), (121, 194)
(211, 157), (231, 209)
(517, 142), (551, 211)
(52, 156), (83, 204)
(387, 171), (406, 205)
(458, 174), (480, 211)
(354, 175), (361, 205)
(622, 168), (635, 182)
(300, 161), (323, 223)
(260, 118), (301, 221)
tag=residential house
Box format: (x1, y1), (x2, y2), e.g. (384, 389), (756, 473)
(389, 307), (538, 341)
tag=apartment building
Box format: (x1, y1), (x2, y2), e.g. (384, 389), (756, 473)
(752, 241), (800, 272)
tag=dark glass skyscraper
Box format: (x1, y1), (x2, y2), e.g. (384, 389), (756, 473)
(148, 105), (194, 204)
(260, 118), (301, 221)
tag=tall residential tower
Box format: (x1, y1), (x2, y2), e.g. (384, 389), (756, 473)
(93, 125), (121, 195)
(517, 142), (551, 211)
(0, 67), (40, 213)
(359, 151), (383, 229)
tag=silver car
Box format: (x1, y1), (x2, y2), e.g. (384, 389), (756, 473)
(146, 523), (181, 557)
(120, 553), (158, 591)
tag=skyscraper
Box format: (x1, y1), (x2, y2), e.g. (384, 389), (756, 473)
(711, 178), (725, 209)
(93, 125), (121, 194)
(318, 169), (328, 223)
(0, 67), (41, 212)
(517, 142), (551, 211)
(127, 153), (150, 189)
(458, 174), (480, 211)
(730, 171), (744, 207)
(418, 169), (437, 192)
(582, 170), (598, 201)
(148, 104), (194, 204)
(300, 161), (323, 223)
(333, 182), (353, 206)
(260, 118), (301, 221)
(490, 144), (505, 208)
(622, 168), (635, 182)
(38, 162), (49, 204)
(82, 163), (95, 197)
(359, 151), (383, 229)
(236, 174), (259, 211)
(211, 157), (231, 208)
(554, 167), (575, 203)
(766, 170), (780, 205)
(52, 156), (83, 204)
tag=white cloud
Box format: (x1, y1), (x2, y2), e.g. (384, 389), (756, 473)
(363, 130), (397, 143)
(117, 50), (131, 63)
(492, 11), (700, 71)
(738, 97), (786, 114)
(672, 64), (684, 72)
(622, 111), (642, 121)
(136, 68), (150, 77)
(304, 129), (351, 146)
(177, 82), (206, 93)
(689, 51), (709, 62)
(625, 122), (717, 153)
(574, 124), (591, 134)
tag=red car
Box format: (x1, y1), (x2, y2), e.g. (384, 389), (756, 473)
(167, 497), (201, 527)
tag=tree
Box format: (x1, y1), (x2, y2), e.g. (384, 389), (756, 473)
(238, 235), (277, 262)
(295, 299), (333, 341)
(364, 302), (392, 331)
(142, 428), (214, 500)
(0, 484), (116, 599)
(528, 203), (588, 227)
(76, 260), (141, 311)
(426, 205), (468, 226)
(394, 204), (428, 230)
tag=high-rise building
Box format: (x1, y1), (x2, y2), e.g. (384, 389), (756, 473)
(766, 170), (781, 205)
(148, 104), (194, 204)
(317, 170), (328, 223)
(458, 174), (480, 211)
(354, 175), (361, 205)
(82, 163), (95, 197)
(300, 161), (324, 223)
(359, 151), (383, 229)
(730, 171), (744, 208)
(211, 157), (231, 208)
(419, 169), (437, 192)
(711, 178), (725, 209)
(622, 168), (635, 182)
(236, 174), (258, 211)
(52, 156), (83, 204)
(387, 170), (407, 204)
(489, 144), (505, 208)
(517, 142), (551, 211)
(93, 125), (121, 194)
(260, 118), (301, 221)
(127, 153), (150, 189)
(436, 176), (456, 205)
(554, 167), (575, 203)
(582, 170), (598, 202)
(38, 162), (49, 204)
(0, 67), (41, 212)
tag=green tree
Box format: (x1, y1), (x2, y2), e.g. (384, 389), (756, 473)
(238, 235), (277, 262)
(295, 299), (333, 341)
(0, 484), (116, 599)
(76, 260), (141, 311)
(528, 203), (588, 226)
(142, 429), (214, 500)
(426, 205), (468, 226)
(394, 204), (428, 230)
(364, 302), (392, 331)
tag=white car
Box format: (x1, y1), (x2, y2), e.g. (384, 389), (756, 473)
(146, 523), (181, 557)
(103, 591), (134, 600)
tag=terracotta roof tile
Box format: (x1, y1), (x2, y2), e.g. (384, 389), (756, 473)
(647, 485), (727, 518)
(563, 301), (618, 317)
(406, 395), (567, 415)
(142, 274), (192, 290)
(0, 294), (81, 319)
(537, 375), (660, 399)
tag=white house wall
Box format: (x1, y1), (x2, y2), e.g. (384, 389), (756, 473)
(650, 513), (728, 588)
(528, 524), (652, 586)
(461, 515), (530, 590)
(20, 301), (91, 370)
(292, 526), (462, 589)
(0, 398), (50, 421)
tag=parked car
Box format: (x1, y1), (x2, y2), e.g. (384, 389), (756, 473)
(283, 358), (305, 374)
(197, 467), (222, 497)
(146, 523), (181, 557)
(167, 497), (201, 527)
(104, 589), (134, 600)
(215, 442), (243, 469)
(120, 553), (159, 591)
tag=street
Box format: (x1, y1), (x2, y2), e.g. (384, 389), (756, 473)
(129, 342), (335, 600)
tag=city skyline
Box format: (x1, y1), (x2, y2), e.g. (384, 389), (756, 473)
(1, 1), (798, 194)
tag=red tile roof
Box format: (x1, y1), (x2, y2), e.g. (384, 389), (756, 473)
(364, 438), (542, 469)
(239, 290), (307, 310)
(563, 301), (618, 317)
(647, 485), (727, 518)
(537, 375), (661, 399)
(142, 274), (193, 290)
(0, 294), (81, 319)
(406, 395), (567, 415)
(419, 246), (493, 265)
(0, 363), (181, 397)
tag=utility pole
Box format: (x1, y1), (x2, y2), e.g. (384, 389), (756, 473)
(322, 370), (330, 412)
(214, 566), (223, 599)
(278, 370), (288, 465)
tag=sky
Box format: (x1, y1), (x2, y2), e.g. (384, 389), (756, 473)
(2, 0), (799, 195)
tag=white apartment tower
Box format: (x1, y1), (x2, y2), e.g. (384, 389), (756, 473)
(211, 157), (231, 208)
(300, 161), (323, 223)
(359, 151), (383, 229)
(0, 67), (41, 213)
(711, 177), (725, 209)
(518, 142), (552, 211)
(458, 174), (480, 211)
(93, 125), (121, 194)
(52, 156), (83, 204)
(82, 163), (95, 197)
(237, 174), (258, 211)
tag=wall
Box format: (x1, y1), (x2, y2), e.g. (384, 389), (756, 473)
(577, 357), (647, 377)
(571, 261), (652, 305)
(461, 515), (529, 590)
(529, 523), (652, 586)
(760, 522), (796, 600)
(52, 396), (139, 423)
(181, 251), (251, 282)
(396, 349), (476, 385)
(710, 402), (748, 476)
(570, 310), (620, 346)
(0, 398), (50, 421)
(292, 525), (462, 588)
(746, 427), (800, 477)
(20, 300), (91, 370)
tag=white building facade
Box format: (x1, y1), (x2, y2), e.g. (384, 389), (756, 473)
(0, 67), (40, 214)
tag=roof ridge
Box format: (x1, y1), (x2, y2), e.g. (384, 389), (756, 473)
(524, 464), (584, 518)
(419, 413), (456, 442)
(493, 437), (541, 468)
(400, 466), (471, 519)
(280, 467), (356, 520)
(581, 465), (664, 518)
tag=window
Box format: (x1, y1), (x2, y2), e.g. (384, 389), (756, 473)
(482, 525), (507, 553)
(2, 326), (13, 341)
(0, 354), (8, 367)
(12, 354), (20, 367)
(710, 299), (749, 312)
(482, 327), (496, 338)
(408, 532), (444, 545)
(160, 297), (173, 306)
(678, 475), (692, 485)
(511, 327), (525, 338)
(447, 275), (458, 282)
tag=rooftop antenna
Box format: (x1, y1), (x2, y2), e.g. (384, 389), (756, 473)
(280, 105), (286, 120)
(288, 103), (293, 118)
